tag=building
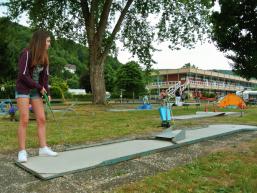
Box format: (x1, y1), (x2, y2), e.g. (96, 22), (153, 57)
(147, 67), (257, 98)
(64, 64), (76, 74)
(68, 89), (86, 95)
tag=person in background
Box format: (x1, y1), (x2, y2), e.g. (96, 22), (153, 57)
(160, 89), (168, 105)
(175, 88), (182, 106)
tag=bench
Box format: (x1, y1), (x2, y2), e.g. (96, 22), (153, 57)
(182, 102), (201, 110)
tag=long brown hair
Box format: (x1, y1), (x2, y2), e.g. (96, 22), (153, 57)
(28, 30), (50, 67)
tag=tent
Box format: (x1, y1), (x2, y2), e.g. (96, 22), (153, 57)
(218, 93), (246, 109)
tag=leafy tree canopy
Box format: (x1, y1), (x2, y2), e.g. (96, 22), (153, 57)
(0, 17), (31, 82)
(3, 0), (214, 103)
(116, 61), (146, 98)
(182, 62), (198, 68)
(211, 0), (257, 79)
(4, 0), (213, 68)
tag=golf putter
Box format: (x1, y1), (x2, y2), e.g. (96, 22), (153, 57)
(43, 92), (64, 143)
(43, 92), (57, 121)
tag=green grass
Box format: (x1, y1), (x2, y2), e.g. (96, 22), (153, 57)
(1, 103), (257, 192)
(0, 103), (162, 152)
(0, 104), (256, 152)
(115, 139), (257, 193)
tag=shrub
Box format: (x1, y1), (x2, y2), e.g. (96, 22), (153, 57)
(50, 86), (64, 99)
(209, 93), (216, 98)
(64, 93), (92, 101)
(75, 94), (92, 101)
(67, 76), (79, 88)
(0, 81), (15, 99)
(49, 76), (68, 99)
(202, 92), (216, 98)
(50, 76), (68, 93)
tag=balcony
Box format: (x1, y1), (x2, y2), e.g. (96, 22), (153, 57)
(148, 81), (178, 89)
(148, 80), (246, 91)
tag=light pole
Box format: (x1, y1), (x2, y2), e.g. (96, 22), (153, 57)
(120, 89), (125, 103)
(157, 76), (160, 96)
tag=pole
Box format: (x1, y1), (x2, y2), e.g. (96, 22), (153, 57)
(43, 93), (64, 143)
(120, 89), (122, 103)
(133, 91), (135, 103)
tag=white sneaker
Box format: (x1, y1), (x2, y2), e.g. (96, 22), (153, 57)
(18, 150), (27, 163)
(39, 146), (58, 157)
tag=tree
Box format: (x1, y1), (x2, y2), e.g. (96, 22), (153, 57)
(116, 61), (145, 98)
(79, 71), (91, 93)
(104, 62), (116, 92)
(67, 75), (80, 88)
(211, 0), (257, 79)
(0, 17), (31, 82)
(182, 62), (197, 68)
(49, 55), (67, 77)
(4, 0), (213, 104)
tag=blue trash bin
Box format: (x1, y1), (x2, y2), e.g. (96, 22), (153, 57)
(159, 106), (171, 121)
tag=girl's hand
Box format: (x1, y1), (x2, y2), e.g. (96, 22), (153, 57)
(40, 87), (47, 95)
(48, 95), (52, 102)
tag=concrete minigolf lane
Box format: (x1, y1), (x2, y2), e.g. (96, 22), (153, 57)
(16, 124), (257, 180)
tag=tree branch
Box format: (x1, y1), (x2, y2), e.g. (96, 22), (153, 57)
(97, 0), (113, 43)
(89, 0), (98, 31)
(102, 0), (134, 57)
(80, 0), (92, 42)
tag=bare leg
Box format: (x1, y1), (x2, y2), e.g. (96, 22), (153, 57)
(17, 98), (30, 150)
(31, 98), (47, 148)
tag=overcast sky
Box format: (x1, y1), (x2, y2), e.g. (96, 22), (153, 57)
(117, 41), (232, 70)
(0, 2), (232, 70)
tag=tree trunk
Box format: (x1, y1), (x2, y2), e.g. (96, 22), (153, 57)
(80, 0), (133, 104)
(89, 45), (106, 104)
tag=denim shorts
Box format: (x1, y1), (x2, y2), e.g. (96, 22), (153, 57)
(15, 89), (41, 99)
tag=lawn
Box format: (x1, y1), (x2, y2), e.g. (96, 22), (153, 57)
(0, 103), (256, 153)
(0, 102), (197, 152)
(115, 138), (257, 193)
(1, 102), (257, 192)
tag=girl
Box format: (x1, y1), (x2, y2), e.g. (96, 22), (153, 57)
(16, 30), (58, 162)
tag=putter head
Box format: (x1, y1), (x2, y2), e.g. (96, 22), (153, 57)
(43, 92), (51, 107)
